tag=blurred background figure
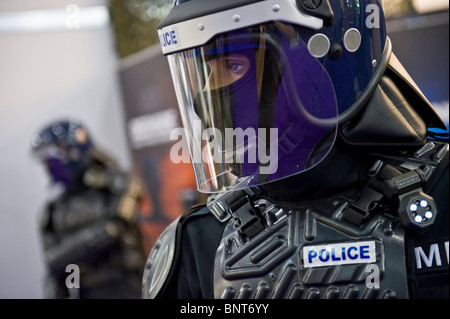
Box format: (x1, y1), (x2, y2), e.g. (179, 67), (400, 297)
(31, 119), (146, 299)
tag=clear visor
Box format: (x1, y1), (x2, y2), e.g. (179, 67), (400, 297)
(168, 22), (338, 193)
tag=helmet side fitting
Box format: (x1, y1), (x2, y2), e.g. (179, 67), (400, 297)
(289, 0), (445, 139)
(297, 0), (447, 146)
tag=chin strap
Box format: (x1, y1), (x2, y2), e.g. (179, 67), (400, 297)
(207, 187), (266, 238)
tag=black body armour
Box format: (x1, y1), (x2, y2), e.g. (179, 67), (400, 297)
(213, 196), (407, 299)
(143, 141), (448, 299)
(209, 141), (448, 299)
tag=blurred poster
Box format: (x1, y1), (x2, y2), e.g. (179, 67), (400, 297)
(387, 10), (449, 129)
(119, 45), (201, 255)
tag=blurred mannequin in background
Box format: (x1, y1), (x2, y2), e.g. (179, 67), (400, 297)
(32, 119), (146, 299)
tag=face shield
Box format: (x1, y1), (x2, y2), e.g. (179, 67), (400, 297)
(167, 22), (338, 193)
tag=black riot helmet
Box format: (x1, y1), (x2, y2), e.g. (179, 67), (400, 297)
(31, 119), (93, 190)
(157, 0), (446, 193)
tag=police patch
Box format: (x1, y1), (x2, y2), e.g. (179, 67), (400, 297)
(302, 241), (376, 268)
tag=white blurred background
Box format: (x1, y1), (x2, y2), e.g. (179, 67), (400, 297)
(0, 0), (130, 298)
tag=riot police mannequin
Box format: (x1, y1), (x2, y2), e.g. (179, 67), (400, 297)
(142, 0), (449, 299)
(32, 119), (146, 299)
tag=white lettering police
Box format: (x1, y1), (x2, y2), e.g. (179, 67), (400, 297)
(159, 29), (178, 48)
(303, 241), (376, 268)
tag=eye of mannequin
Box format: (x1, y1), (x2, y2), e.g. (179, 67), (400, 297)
(206, 54), (250, 89)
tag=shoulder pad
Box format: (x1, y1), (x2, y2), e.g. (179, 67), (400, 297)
(142, 205), (210, 298)
(142, 216), (180, 298)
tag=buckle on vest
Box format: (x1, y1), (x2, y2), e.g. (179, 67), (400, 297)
(207, 188), (265, 238)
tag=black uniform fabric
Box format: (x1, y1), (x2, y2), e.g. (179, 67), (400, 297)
(156, 207), (223, 299)
(154, 137), (449, 299)
(405, 163), (449, 299)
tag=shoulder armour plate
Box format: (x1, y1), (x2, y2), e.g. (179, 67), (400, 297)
(142, 216), (180, 299)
